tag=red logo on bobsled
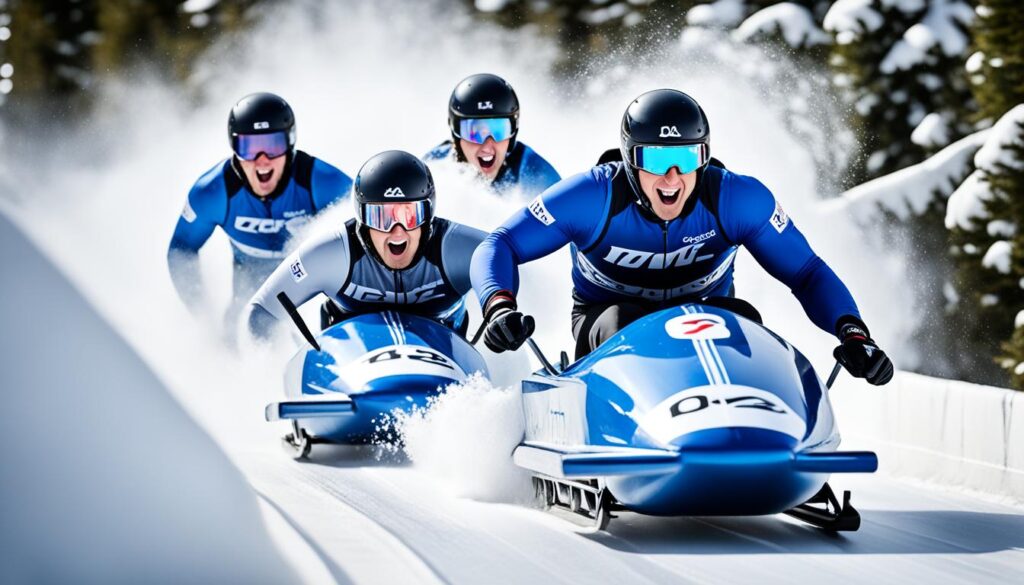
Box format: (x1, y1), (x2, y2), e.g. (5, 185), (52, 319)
(665, 313), (730, 340)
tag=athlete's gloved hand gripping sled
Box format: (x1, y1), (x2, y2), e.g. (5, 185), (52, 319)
(480, 292), (535, 353)
(472, 89), (893, 385)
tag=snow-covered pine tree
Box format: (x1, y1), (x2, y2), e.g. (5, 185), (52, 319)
(824, 0), (976, 183)
(949, 0), (1024, 389)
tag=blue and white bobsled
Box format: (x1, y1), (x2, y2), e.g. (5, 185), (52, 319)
(514, 303), (876, 531)
(264, 311), (489, 458)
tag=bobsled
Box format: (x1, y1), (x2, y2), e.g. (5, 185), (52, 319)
(514, 303), (876, 532)
(264, 308), (489, 458)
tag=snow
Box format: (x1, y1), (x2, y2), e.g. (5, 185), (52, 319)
(982, 240), (1013, 274)
(0, 62), (11, 78)
(475, 0), (511, 12)
(880, 24), (932, 73)
(823, 0), (884, 38)
(734, 3), (830, 48)
(581, 3), (630, 25)
(921, 0), (974, 57)
(1016, 310), (1024, 329)
(181, 0), (219, 13)
(879, 0), (974, 73)
(0, 26), (10, 42)
(911, 112), (950, 148)
(987, 220), (1016, 238)
(395, 374), (533, 502)
(946, 106), (1024, 229)
(966, 51), (985, 73)
(686, 0), (745, 28)
(975, 104), (1024, 172)
(946, 170), (992, 229)
(829, 128), (989, 223)
(0, 210), (297, 583)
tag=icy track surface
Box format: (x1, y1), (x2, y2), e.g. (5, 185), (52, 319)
(2, 2), (1022, 582)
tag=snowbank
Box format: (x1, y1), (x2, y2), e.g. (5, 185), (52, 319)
(0, 212), (296, 583)
(831, 372), (1024, 503)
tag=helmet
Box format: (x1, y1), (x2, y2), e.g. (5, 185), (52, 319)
(619, 89), (711, 212)
(227, 92), (296, 159)
(354, 150), (436, 244)
(448, 73), (520, 159)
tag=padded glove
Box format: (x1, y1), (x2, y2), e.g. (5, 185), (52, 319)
(833, 318), (894, 386)
(482, 293), (535, 353)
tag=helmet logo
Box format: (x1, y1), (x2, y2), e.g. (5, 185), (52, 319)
(383, 187), (405, 198)
(477, 101), (494, 110)
(253, 121), (270, 130)
(660, 126), (682, 138)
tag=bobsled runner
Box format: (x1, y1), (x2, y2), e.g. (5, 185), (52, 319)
(514, 302), (876, 532)
(264, 295), (489, 459)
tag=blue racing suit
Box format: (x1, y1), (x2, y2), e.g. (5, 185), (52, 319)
(423, 140), (561, 197)
(168, 150), (353, 313)
(471, 161), (861, 339)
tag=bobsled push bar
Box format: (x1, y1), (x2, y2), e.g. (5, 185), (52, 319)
(513, 442), (878, 479)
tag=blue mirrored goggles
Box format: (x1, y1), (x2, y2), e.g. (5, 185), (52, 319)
(363, 201), (429, 232)
(632, 144), (708, 175)
(232, 131), (290, 161)
(457, 118), (514, 144)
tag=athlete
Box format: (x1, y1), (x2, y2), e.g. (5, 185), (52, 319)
(424, 73), (561, 197)
(168, 92), (353, 318)
(245, 150), (487, 339)
(471, 89), (894, 385)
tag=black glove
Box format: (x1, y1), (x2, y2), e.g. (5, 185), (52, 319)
(833, 318), (894, 386)
(483, 302), (535, 353)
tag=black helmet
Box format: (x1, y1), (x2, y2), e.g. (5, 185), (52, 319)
(354, 149), (436, 226)
(227, 92), (296, 157)
(448, 73), (520, 158)
(620, 89), (711, 211)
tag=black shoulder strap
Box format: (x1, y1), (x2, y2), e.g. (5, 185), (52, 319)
(580, 163), (632, 255)
(424, 218), (456, 290)
(222, 159), (246, 224)
(339, 219), (365, 295)
(697, 160), (733, 245)
(292, 151), (317, 210)
(596, 148), (622, 165)
(495, 142), (525, 185)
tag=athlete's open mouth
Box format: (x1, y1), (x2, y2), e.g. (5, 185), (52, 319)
(657, 188), (680, 205)
(255, 168), (274, 184)
(477, 154), (496, 170)
(387, 239), (408, 256)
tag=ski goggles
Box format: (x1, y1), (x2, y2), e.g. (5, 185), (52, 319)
(232, 131), (290, 161)
(457, 118), (514, 144)
(632, 144), (708, 175)
(363, 201), (430, 232)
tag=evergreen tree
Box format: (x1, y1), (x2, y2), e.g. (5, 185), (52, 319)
(969, 0), (1024, 124)
(949, 0), (1024, 389)
(825, 0), (976, 184)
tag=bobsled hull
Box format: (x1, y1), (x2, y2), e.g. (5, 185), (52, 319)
(514, 304), (876, 516)
(266, 311), (488, 443)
